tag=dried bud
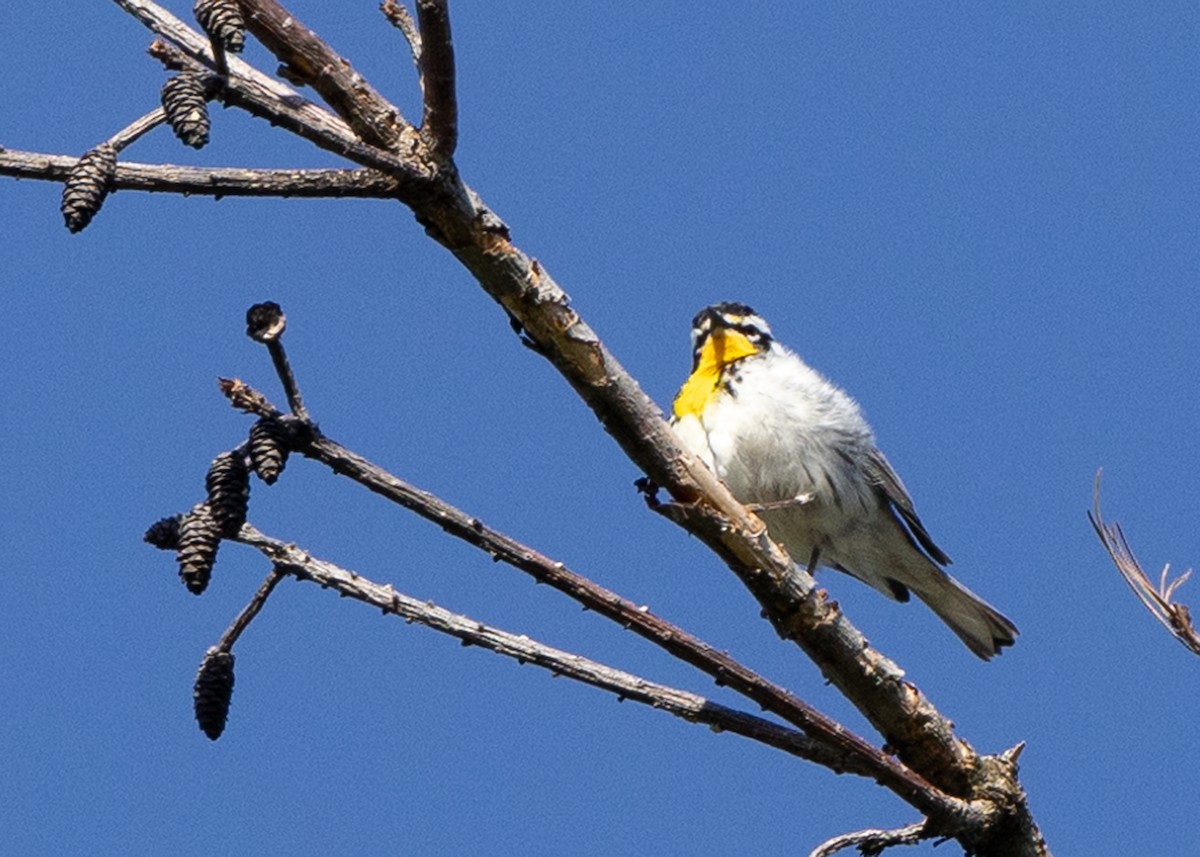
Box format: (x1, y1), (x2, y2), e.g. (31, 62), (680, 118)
(205, 451), (250, 536)
(61, 144), (117, 233)
(245, 302), (286, 343)
(249, 419), (289, 484)
(177, 503), (220, 594)
(194, 646), (235, 740)
(144, 514), (184, 551)
(161, 72), (211, 149)
(194, 0), (245, 53)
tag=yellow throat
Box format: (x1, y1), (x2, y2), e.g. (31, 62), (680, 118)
(673, 329), (760, 419)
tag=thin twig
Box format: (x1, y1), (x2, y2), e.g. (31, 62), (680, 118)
(0, 148), (401, 198)
(1089, 473), (1200, 656)
(107, 107), (169, 152)
(215, 564), (287, 651)
(414, 0), (457, 158)
(808, 821), (930, 857)
(209, 37), (229, 77)
(381, 1), (422, 70)
(234, 524), (848, 768)
(266, 340), (307, 419)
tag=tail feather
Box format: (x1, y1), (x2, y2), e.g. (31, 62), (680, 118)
(910, 570), (1018, 660)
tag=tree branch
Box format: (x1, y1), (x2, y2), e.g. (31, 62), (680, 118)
(233, 524), (859, 770)
(414, 0), (457, 159)
(808, 821), (930, 857)
(381, 0), (422, 72)
(233, 0), (417, 151)
(215, 565), (287, 652)
(0, 148), (401, 199)
(107, 107), (169, 152)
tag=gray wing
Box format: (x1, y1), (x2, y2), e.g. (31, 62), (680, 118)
(864, 448), (952, 566)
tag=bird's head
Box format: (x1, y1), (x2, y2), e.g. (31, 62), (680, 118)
(688, 302), (773, 371)
(674, 302), (773, 420)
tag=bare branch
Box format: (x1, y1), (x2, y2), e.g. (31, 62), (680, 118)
(808, 821), (929, 857)
(232, 524), (851, 769)
(215, 565), (287, 652)
(0, 148), (402, 199)
(108, 107), (169, 152)
(1090, 474), (1200, 656)
(234, 0), (416, 150)
(381, 1), (422, 71)
(414, 0), (457, 158)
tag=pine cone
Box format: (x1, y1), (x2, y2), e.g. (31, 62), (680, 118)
(194, 647), (235, 740)
(194, 0), (245, 53)
(61, 143), (117, 233)
(161, 72), (211, 149)
(249, 419), (289, 484)
(144, 514), (184, 551)
(205, 451), (250, 536)
(177, 503), (220, 594)
(245, 302), (286, 343)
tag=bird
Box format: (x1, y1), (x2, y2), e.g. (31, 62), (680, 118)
(670, 302), (1017, 659)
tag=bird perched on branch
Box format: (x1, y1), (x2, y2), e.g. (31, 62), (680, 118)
(671, 302), (1017, 659)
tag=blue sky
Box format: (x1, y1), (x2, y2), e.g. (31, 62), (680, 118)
(3, 2), (1198, 854)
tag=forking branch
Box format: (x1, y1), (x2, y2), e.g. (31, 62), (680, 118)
(3, 2), (1046, 853)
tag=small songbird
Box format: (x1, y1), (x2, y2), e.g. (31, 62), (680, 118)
(671, 302), (1017, 659)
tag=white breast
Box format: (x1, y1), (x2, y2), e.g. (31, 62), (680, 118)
(698, 346), (878, 513)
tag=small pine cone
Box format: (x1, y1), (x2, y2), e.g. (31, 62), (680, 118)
(205, 451), (250, 536)
(249, 419), (289, 484)
(177, 503), (220, 594)
(194, 0), (245, 53)
(161, 72), (211, 149)
(194, 646), (235, 740)
(61, 143), (117, 233)
(245, 302), (286, 343)
(144, 514), (184, 551)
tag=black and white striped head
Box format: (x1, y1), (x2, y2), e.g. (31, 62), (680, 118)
(689, 302), (773, 371)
